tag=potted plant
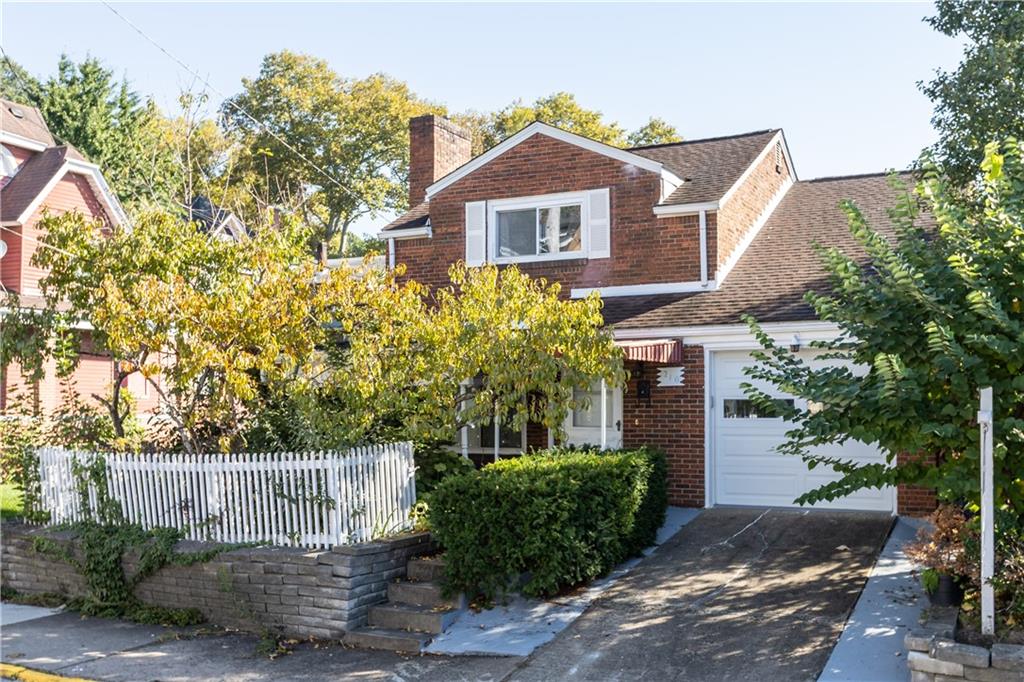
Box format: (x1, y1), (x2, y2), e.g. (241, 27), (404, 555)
(906, 504), (973, 608)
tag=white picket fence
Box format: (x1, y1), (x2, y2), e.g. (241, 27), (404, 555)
(35, 444), (417, 549)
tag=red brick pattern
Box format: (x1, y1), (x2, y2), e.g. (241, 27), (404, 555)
(394, 134), (702, 293)
(408, 115), (472, 206)
(621, 350), (706, 507)
(896, 451), (938, 516)
(715, 139), (791, 276)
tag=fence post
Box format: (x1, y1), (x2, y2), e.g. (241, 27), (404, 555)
(978, 386), (995, 636)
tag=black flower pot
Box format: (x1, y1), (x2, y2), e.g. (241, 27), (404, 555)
(929, 573), (964, 607)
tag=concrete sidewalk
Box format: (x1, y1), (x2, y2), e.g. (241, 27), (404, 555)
(817, 517), (927, 682)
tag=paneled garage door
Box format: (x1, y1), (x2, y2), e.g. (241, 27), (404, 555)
(711, 350), (894, 512)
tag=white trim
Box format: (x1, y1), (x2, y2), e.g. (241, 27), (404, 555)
(653, 201), (719, 217)
(703, 345), (714, 508)
(425, 122), (677, 199)
(0, 131), (47, 152)
(387, 237), (396, 270)
(488, 190), (591, 265)
(571, 279), (717, 299)
(378, 224), (431, 240)
(698, 210), (708, 286)
(715, 176), (793, 286)
(718, 131), (797, 207)
(613, 320), (842, 346)
(13, 160), (127, 228)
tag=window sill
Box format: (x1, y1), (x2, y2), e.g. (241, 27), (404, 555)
(491, 253), (589, 266)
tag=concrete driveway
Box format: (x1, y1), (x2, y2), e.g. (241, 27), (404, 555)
(507, 507), (893, 682)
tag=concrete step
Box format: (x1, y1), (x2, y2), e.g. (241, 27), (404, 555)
(368, 602), (460, 634)
(342, 627), (431, 654)
(406, 555), (446, 583)
(387, 579), (459, 608)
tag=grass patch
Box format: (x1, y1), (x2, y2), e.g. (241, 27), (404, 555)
(0, 483), (23, 520)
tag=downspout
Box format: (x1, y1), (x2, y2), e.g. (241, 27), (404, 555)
(699, 209), (709, 287)
(388, 237), (396, 270)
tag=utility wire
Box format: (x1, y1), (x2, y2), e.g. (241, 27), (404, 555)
(100, 2), (358, 203)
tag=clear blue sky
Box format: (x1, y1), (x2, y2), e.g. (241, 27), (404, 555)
(2, 2), (964, 235)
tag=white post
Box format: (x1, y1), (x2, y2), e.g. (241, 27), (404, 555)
(493, 409), (500, 463)
(978, 386), (995, 636)
(600, 378), (608, 449)
(459, 384), (469, 459)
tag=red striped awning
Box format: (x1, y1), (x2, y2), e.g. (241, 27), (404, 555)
(616, 338), (683, 364)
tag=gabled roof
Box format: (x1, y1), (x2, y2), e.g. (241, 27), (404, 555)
(424, 121), (682, 200)
(187, 195), (249, 240)
(381, 201), (429, 233)
(632, 129), (787, 206)
(0, 145), (126, 226)
(603, 172), (920, 330)
(0, 98), (55, 149)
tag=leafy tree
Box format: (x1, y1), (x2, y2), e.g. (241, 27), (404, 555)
(37, 55), (179, 210)
(222, 51), (442, 257)
(342, 232), (386, 257)
(742, 140), (1024, 515)
(921, 0), (1024, 186)
(29, 209), (342, 454)
(627, 117), (683, 147)
(455, 93), (683, 154)
(0, 55), (43, 104)
(270, 263), (625, 450)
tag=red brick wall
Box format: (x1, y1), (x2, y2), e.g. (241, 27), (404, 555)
(621, 349), (706, 507)
(896, 451), (938, 516)
(408, 115), (473, 206)
(715, 138), (790, 276)
(394, 134), (704, 294)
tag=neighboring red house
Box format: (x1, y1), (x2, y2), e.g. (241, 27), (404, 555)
(0, 99), (157, 417)
(380, 114), (934, 515)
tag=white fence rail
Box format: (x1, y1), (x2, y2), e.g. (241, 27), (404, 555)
(35, 444), (417, 549)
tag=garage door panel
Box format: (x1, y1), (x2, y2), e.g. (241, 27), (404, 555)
(718, 471), (798, 499)
(712, 350), (894, 512)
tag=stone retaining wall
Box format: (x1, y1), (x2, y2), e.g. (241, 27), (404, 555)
(0, 523), (433, 638)
(905, 606), (1024, 681)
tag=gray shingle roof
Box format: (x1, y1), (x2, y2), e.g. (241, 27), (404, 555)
(381, 201), (429, 232)
(1, 99), (55, 147)
(631, 129), (780, 206)
(603, 172), (920, 330)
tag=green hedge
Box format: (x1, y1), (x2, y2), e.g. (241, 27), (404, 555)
(429, 446), (667, 599)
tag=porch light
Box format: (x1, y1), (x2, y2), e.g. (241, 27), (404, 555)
(789, 334), (801, 353)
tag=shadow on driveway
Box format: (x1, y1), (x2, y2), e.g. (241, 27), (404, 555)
(506, 507), (893, 682)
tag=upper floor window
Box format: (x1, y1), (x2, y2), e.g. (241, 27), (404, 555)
(0, 145), (19, 185)
(466, 189), (610, 266)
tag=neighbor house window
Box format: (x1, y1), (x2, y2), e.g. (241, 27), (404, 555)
(487, 190), (605, 264)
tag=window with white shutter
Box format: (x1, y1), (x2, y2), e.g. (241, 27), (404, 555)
(465, 200), (487, 266)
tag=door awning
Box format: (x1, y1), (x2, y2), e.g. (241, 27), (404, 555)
(616, 338), (683, 364)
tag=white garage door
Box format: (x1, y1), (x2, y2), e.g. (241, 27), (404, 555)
(712, 350), (894, 512)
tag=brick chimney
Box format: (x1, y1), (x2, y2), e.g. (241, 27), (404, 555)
(408, 114), (472, 206)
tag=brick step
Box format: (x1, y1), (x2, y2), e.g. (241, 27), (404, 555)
(342, 626), (431, 653)
(406, 555), (446, 582)
(368, 602), (459, 634)
(387, 579), (462, 609)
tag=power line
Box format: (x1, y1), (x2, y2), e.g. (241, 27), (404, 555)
(100, 2), (359, 203)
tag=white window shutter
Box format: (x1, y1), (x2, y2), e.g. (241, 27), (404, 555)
(587, 188), (611, 259)
(465, 201), (487, 266)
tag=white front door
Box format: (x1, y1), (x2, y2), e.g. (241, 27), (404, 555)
(711, 350), (894, 512)
(564, 380), (623, 449)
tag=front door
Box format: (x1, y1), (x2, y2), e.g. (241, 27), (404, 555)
(564, 380), (623, 449)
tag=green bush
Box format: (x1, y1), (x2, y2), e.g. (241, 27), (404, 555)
(429, 447), (667, 599)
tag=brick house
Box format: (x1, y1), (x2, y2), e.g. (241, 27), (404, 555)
(380, 114), (934, 516)
(0, 98), (158, 417)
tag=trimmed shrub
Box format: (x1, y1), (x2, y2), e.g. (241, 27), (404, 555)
(429, 447), (667, 599)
